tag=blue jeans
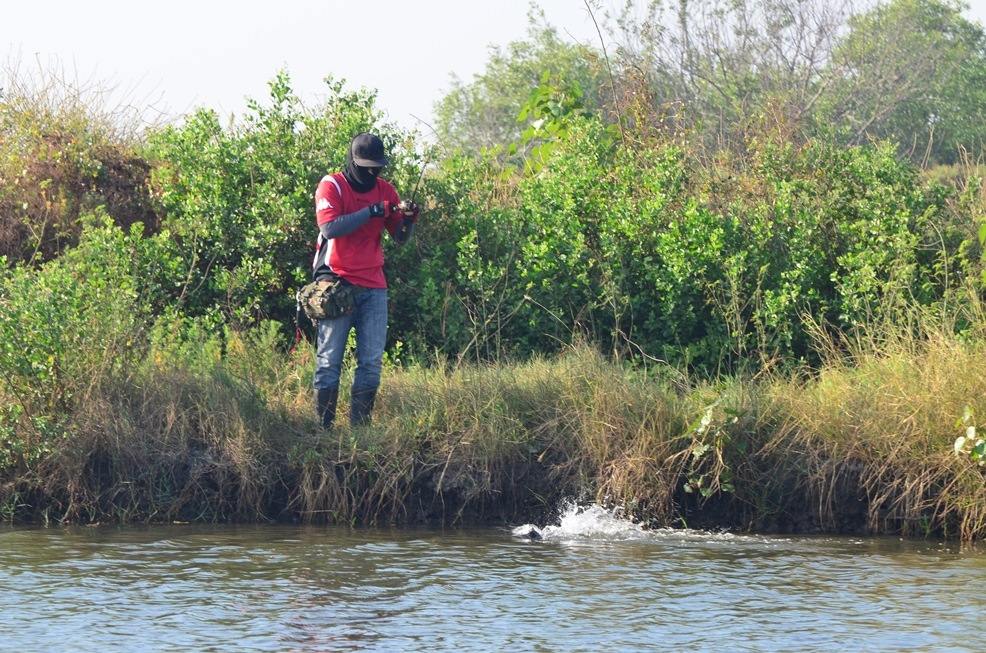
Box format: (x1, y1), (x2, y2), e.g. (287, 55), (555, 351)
(313, 288), (388, 391)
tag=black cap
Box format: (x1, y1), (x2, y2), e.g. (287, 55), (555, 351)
(351, 133), (389, 167)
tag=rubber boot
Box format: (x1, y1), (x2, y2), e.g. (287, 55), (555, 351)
(350, 387), (378, 427)
(315, 386), (339, 429)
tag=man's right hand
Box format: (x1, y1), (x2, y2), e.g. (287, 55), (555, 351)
(368, 201), (391, 218)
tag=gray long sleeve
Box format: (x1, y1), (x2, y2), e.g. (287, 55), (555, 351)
(319, 207), (373, 240)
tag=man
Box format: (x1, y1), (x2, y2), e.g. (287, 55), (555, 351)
(311, 132), (418, 428)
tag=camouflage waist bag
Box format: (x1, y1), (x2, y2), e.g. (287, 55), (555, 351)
(297, 276), (356, 322)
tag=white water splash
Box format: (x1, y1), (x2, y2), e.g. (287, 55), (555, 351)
(512, 501), (744, 543)
(512, 502), (649, 542)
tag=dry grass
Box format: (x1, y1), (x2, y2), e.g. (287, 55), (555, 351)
(764, 298), (986, 540)
(1, 310), (984, 540)
(0, 58), (158, 263)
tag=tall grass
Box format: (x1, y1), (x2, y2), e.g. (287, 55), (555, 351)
(2, 298), (983, 539)
(764, 293), (986, 540)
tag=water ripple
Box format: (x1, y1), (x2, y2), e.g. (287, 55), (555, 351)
(0, 511), (982, 652)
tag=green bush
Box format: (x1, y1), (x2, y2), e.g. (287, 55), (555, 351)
(408, 111), (968, 370)
(0, 211), (151, 469)
(7, 69), (975, 373)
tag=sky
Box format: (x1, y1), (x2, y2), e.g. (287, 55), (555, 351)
(4, 0), (986, 134)
(2, 0), (605, 133)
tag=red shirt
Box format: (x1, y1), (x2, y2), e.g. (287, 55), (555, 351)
(313, 173), (403, 288)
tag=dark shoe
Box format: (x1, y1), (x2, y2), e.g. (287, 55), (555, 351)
(350, 387), (378, 426)
(315, 386), (339, 429)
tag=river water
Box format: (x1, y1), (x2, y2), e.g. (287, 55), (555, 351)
(0, 503), (982, 652)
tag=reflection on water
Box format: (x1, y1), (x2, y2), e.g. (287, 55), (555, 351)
(0, 505), (982, 652)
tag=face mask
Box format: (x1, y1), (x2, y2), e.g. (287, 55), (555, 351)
(343, 146), (381, 193)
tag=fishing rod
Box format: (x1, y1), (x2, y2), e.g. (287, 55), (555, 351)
(399, 148), (431, 211)
(398, 113), (448, 212)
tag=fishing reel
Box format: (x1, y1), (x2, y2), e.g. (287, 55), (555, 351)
(397, 200), (420, 218)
